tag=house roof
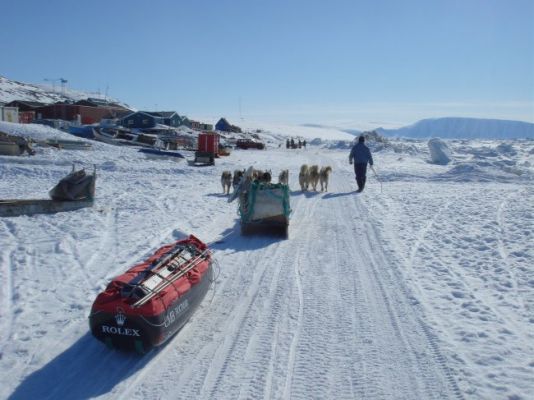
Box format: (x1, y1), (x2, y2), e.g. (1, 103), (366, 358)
(6, 100), (46, 109)
(157, 111), (178, 118)
(140, 111), (179, 119)
(75, 98), (129, 109)
(121, 111), (161, 120)
(87, 97), (120, 106)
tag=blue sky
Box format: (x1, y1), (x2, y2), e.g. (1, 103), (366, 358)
(1, 0), (533, 128)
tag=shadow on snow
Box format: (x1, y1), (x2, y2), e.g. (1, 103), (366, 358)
(9, 333), (159, 400)
(210, 220), (286, 252)
(322, 191), (358, 199)
(205, 193), (231, 198)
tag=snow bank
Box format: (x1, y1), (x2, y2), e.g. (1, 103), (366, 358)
(0, 121), (81, 142)
(428, 138), (452, 165)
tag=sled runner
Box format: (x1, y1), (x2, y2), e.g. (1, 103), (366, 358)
(0, 131), (35, 156)
(0, 165), (95, 217)
(89, 235), (213, 354)
(187, 150), (215, 166)
(138, 147), (185, 160)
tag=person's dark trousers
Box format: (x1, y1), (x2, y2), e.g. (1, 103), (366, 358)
(354, 163), (368, 191)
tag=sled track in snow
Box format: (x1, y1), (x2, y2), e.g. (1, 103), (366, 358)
(336, 170), (464, 400)
(203, 193), (323, 399)
(362, 217), (464, 400)
(0, 219), (17, 354)
(280, 210), (305, 400)
(496, 188), (528, 318)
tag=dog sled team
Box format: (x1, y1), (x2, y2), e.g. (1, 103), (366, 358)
(221, 168), (275, 195)
(220, 134), (374, 195)
(298, 164), (332, 192)
(220, 164), (332, 195)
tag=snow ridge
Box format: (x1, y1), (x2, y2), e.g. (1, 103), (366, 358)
(378, 117), (534, 139)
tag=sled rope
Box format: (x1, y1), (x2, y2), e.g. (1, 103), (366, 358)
(370, 165), (383, 193)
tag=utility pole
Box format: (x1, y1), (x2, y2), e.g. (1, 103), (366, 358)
(44, 78), (67, 95)
(59, 78), (67, 95)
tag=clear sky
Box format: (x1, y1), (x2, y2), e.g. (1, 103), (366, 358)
(1, 0), (533, 128)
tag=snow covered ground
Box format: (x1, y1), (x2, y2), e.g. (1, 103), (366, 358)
(0, 121), (533, 399)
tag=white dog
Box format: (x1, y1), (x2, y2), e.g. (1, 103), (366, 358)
(221, 171), (232, 194)
(299, 164), (309, 191)
(308, 165), (320, 191)
(278, 169), (289, 185)
(319, 166), (332, 192)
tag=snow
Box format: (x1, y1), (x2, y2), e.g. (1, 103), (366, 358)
(0, 121), (533, 400)
(378, 117), (534, 139)
(428, 138), (453, 165)
(0, 76), (131, 110)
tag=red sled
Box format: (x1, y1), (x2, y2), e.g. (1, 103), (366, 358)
(89, 235), (213, 354)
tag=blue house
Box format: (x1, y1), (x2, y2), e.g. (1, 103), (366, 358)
(121, 111), (185, 129)
(216, 118), (231, 131)
(156, 111), (182, 127)
(216, 117), (242, 133)
(121, 111), (161, 128)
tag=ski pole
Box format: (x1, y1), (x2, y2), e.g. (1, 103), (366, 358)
(370, 165), (383, 193)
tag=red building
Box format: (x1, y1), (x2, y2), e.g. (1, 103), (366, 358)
(18, 111), (35, 124)
(36, 104), (130, 124)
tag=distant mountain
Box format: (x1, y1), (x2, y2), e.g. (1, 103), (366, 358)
(0, 75), (130, 108)
(377, 117), (534, 139)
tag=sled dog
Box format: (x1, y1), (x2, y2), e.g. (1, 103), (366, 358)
(260, 170), (272, 183)
(278, 169), (289, 185)
(308, 165), (320, 191)
(299, 164), (309, 191)
(221, 171), (232, 194)
(319, 166), (332, 192)
(233, 169), (244, 191)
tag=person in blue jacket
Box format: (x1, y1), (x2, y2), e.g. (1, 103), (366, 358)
(349, 135), (374, 192)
